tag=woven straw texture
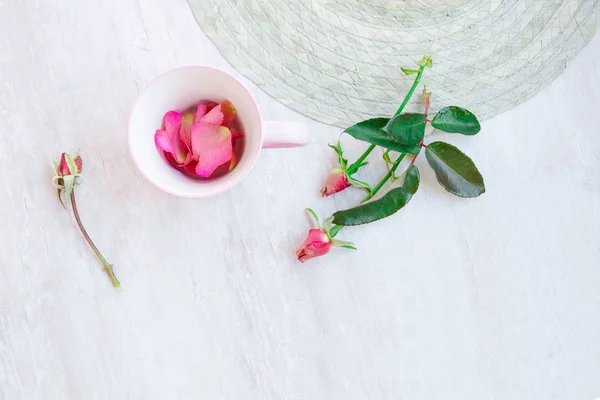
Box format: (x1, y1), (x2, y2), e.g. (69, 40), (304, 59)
(188, 0), (600, 127)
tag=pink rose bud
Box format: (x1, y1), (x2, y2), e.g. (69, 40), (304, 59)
(296, 228), (332, 263)
(57, 152), (82, 176)
(74, 155), (82, 173)
(320, 168), (351, 197)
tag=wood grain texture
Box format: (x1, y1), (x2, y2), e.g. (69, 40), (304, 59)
(0, 1), (598, 399)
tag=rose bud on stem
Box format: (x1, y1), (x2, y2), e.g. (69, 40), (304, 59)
(52, 152), (120, 288)
(295, 208), (356, 263)
(320, 141), (372, 197)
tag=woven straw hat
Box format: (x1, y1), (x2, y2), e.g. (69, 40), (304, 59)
(188, 0), (599, 127)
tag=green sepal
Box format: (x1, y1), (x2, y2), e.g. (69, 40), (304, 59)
(382, 150), (393, 164)
(328, 140), (348, 170)
(347, 175), (372, 193)
(328, 224), (343, 238)
(62, 175), (75, 199)
(322, 216), (334, 234)
(331, 238), (357, 250)
(415, 55), (433, 68)
(65, 153), (78, 176)
(305, 208), (320, 227)
(56, 188), (65, 208)
(401, 67), (419, 75)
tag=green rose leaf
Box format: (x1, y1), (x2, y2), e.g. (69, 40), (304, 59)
(344, 118), (421, 155)
(332, 165), (420, 226)
(431, 106), (480, 135)
(425, 141), (485, 198)
(384, 113), (426, 146)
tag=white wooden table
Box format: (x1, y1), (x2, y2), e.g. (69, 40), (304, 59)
(1, 1), (599, 399)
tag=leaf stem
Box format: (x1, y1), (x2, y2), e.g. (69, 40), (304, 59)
(361, 154), (406, 203)
(70, 190), (120, 288)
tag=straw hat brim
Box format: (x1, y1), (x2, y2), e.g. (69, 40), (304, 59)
(189, 0), (599, 127)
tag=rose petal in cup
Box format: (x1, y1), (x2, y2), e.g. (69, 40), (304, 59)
(191, 122), (233, 177)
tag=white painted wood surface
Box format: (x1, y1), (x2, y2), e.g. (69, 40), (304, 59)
(0, 1), (599, 399)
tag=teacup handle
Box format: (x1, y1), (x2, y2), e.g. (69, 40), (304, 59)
(262, 121), (310, 149)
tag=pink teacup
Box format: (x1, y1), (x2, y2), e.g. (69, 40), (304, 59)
(128, 66), (310, 197)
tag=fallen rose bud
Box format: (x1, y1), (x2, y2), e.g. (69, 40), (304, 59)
(320, 168), (351, 197)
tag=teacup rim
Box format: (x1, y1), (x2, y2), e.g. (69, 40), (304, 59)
(127, 65), (263, 198)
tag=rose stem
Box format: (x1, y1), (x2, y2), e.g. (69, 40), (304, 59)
(70, 190), (120, 288)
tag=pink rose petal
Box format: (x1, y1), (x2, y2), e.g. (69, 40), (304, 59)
(74, 155), (83, 173)
(179, 112), (195, 151)
(183, 161), (198, 176)
(155, 129), (175, 153)
(156, 110), (189, 165)
(172, 134), (188, 164)
(164, 152), (178, 168)
(57, 153), (70, 176)
(164, 111), (182, 136)
(228, 148), (238, 172)
(231, 128), (242, 140)
(182, 152), (194, 166)
(200, 105), (224, 126)
(199, 100), (236, 127)
(194, 104), (208, 124)
(220, 100), (236, 126)
(191, 122), (233, 177)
